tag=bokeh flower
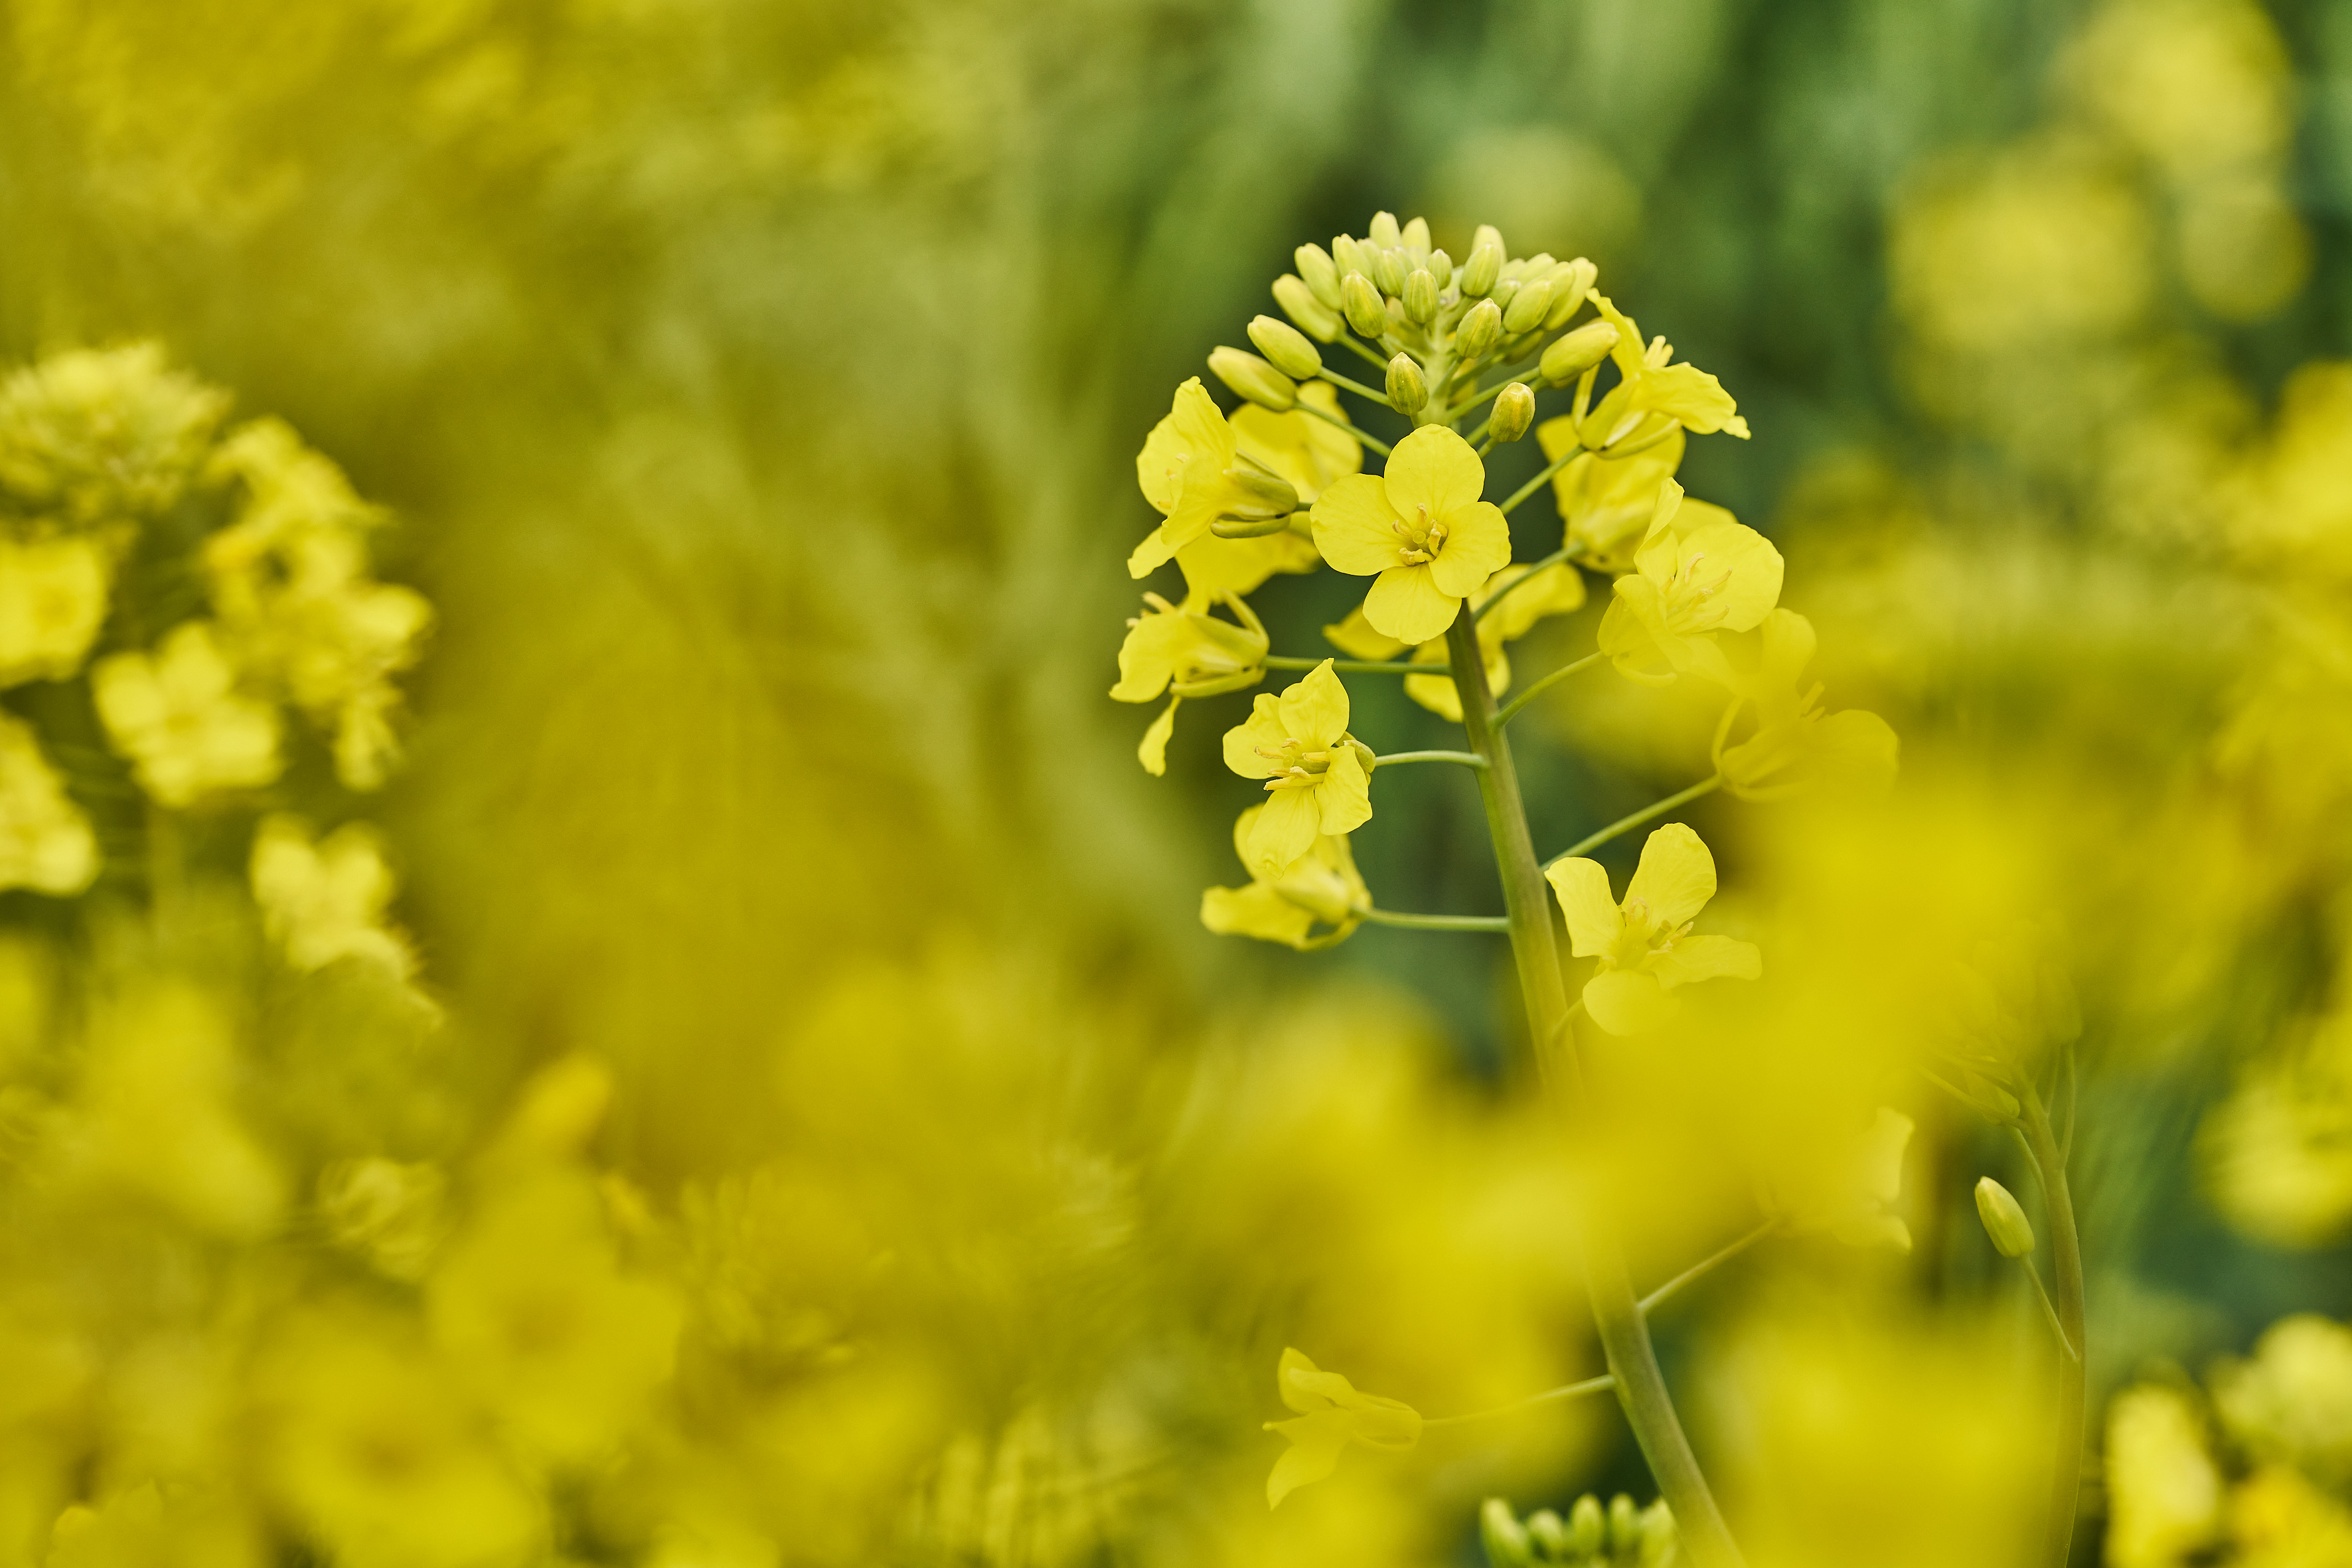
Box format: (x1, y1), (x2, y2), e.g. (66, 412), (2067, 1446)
(1263, 1348), (1422, 1508)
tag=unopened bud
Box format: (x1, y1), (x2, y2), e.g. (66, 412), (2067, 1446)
(1207, 346), (1296, 412)
(1976, 1178), (2035, 1258)
(1342, 272), (1388, 338)
(1219, 457), (1301, 520)
(1545, 258), (1598, 327)
(1541, 320), (1620, 384)
(1503, 277), (1554, 335)
(1385, 352), (1429, 415)
(1400, 214), (1431, 251)
(1403, 268), (1439, 323)
(1367, 210), (1403, 250)
(1372, 247), (1408, 295)
(1456, 297), (1502, 358)
(1249, 314), (1323, 378)
(1472, 223), (1505, 258)
(1210, 514), (1293, 539)
(1332, 234), (1369, 276)
(1490, 382), (1535, 443)
(1462, 242), (1503, 297)
(1272, 275), (1340, 342)
(1428, 248), (1453, 287)
(1569, 1496), (1605, 1557)
(1480, 1500), (1531, 1568)
(1608, 1495), (1638, 1555)
(1524, 1510), (1566, 1560)
(1636, 1501), (1678, 1567)
(1295, 243), (1342, 308)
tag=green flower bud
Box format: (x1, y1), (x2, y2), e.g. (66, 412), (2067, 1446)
(1401, 214), (1431, 251)
(1636, 1502), (1678, 1567)
(1569, 1496), (1605, 1557)
(1456, 297), (1502, 358)
(1332, 234), (1369, 276)
(1342, 272), (1388, 339)
(1472, 223), (1505, 258)
(1217, 455), (1301, 520)
(1368, 210), (1403, 250)
(1480, 1500), (1532, 1568)
(1372, 247), (1409, 295)
(1544, 258), (1598, 328)
(1428, 248), (1453, 287)
(1503, 277), (1554, 334)
(1385, 352), (1429, 415)
(1209, 514), (1293, 538)
(1249, 314), (1324, 379)
(1976, 1177), (2035, 1258)
(1462, 242), (1503, 297)
(1608, 1495), (1638, 1556)
(1403, 268), (1439, 324)
(1541, 320), (1620, 384)
(1272, 274), (1341, 342)
(1208, 346), (1296, 412)
(1490, 382), (1535, 443)
(1296, 243), (1342, 308)
(1492, 278), (1522, 320)
(1524, 1510), (1567, 1561)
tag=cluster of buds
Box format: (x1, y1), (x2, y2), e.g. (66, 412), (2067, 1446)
(1482, 1494), (1678, 1568)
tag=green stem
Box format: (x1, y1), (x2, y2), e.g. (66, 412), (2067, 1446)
(1374, 749), (1488, 770)
(1638, 1221), (1776, 1315)
(1333, 332), (1393, 371)
(1496, 653), (1604, 728)
(1316, 367), (1389, 403)
(2020, 1257), (2078, 1361)
(1296, 400), (1393, 455)
(1265, 655), (1431, 674)
(1499, 444), (1582, 516)
(1545, 776), (1723, 868)
(1423, 1373), (1618, 1429)
(1473, 545), (1579, 624)
(1356, 907), (1512, 933)
(1449, 358), (1543, 420)
(1443, 611), (1744, 1568)
(2020, 1087), (2086, 1567)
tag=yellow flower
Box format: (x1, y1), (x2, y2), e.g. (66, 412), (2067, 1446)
(2212, 1314), (2352, 1487)
(0, 713), (98, 896)
(1712, 609), (1899, 800)
(1129, 378), (1300, 579)
(1323, 560), (1587, 722)
(1761, 1107), (1917, 1251)
(2104, 1385), (2221, 1568)
(1575, 293), (1749, 451)
(1263, 1348), (1421, 1508)
(1111, 588), (1267, 775)
(1234, 380), (1360, 505)
(1545, 823), (1761, 1035)
(250, 814), (418, 979)
(1596, 480), (1784, 686)
(92, 621), (282, 807)
(1221, 661), (1374, 878)
(0, 535), (110, 686)
(1309, 424), (1514, 645)
(1534, 416), (1686, 572)
(1200, 805), (1368, 950)
(0, 342), (229, 525)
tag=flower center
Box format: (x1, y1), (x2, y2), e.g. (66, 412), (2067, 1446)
(1256, 737), (1333, 791)
(1661, 548), (1735, 633)
(1610, 896), (1695, 969)
(1391, 503), (1448, 567)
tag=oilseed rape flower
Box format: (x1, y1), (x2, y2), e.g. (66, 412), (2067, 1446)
(2102, 1385), (2223, 1568)
(250, 814), (417, 979)
(0, 341), (229, 526)
(1128, 377), (1300, 579)
(1535, 420), (1686, 572)
(1323, 561), (1587, 722)
(0, 534), (110, 685)
(1310, 424), (1512, 644)
(0, 713), (98, 895)
(1597, 480), (1784, 686)
(92, 621), (283, 807)
(1574, 294), (1750, 451)
(1221, 660), (1374, 878)
(1763, 1108), (1918, 1252)
(1546, 823), (1761, 1035)
(1111, 588), (1268, 775)
(1711, 609), (1899, 800)
(1263, 1348), (1422, 1508)
(1200, 805), (1368, 949)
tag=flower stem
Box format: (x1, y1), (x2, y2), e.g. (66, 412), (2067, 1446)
(1316, 367), (1389, 403)
(1264, 656), (1430, 674)
(1423, 1373), (1618, 1428)
(1333, 332), (1393, 371)
(2019, 1085), (2086, 1567)
(1375, 749), (1488, 769)
(1545, 776), (1724, 868)
(1473, 545), (1579, 624)
(1638, 1221), (1777, 1315)
(1357, 907), (1512, 933)
(1443, 610), (1745, 1568)
(1297, 398), (1392, 455)
(1498, 443), (1583, 516)
(1495, 652), (1604, 728)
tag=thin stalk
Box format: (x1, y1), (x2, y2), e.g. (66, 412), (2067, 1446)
(1443, 611), (1744, 1568)
(1374, 749), (1488, 770)
(2019, 1086), (2086, 1568)
(1496, 653), (1604, 728)
(1333, 331), (1393, 371)
(1357, 907), (1512, 933)
(1265, 655), (1430, 674)
(1448, 359), (1541, 420)
(1316, 367), (1388, 403)
(1638, 1221), (1776, 1315)
(1546, 776), (1723, 868)
(1474, 545), (1578, 624)
(1500, 444), (1583, 516)
(1423, 1373), (1618, 1428)
(1296, 400), (1392, 455)
(2020, 1257), (2078, 1361)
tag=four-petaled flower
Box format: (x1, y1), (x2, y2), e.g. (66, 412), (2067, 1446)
(1263, 1348), (1422, 1508)
(1711, 609), (1899, 801)
(1546, 823), (1762, 1036)
(1323, 561), (1588, 723)
(1576, 293), (1751, 453)
(1221, 660), (1374, 878)
(1200, 805), (1368, 951)
(1111, 586), (1269, 775)
(1309, 425), (1513, 645)
(1129, 378), (1298, 580)
(1597, 480), (1784, 687)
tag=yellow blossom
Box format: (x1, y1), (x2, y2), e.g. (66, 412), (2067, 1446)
(0, 342), (228, 526)
(250, 814), (417, 979)
(1263, 1348), (1421, 1508)
(1575, 293), (1749, 451)
(2104, 1385), (2221, 1568)
(1221, 661), (1374, 878)
(1200, 805), (1368, 950)
(1110, 588), (1267, 775)
(1712, 609), (1899, 800)
(1596, 480), (1784, 686)
(1234, 380), (1360, 506)
(1546, 823), (1761, 1035)
(92, 621), (282, 807)
(317, 1156), (449, 1281)
(2212, 1314), (2352, 1487)
(1129, 377), (1299, 579)
(1761, 1107), (1916, 1251)
(1536, 417), (1687, 572)
(0, 713), (98, 896)
(1323, 560), (1587, 722)
(0, 535), (110, 686)
(1310, 424), (1513, 644)
(2231, 1464), (2352, 1565)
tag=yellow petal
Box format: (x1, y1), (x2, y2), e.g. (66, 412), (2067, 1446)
(1222, 694), (1290, 779)
(1246, 785), (1324, 879)
(1382, 424), (1486, 524)
(1322, 605), (1409, 662)
(1277, 660), (1350, 747)
(1678, 512), (1784, 632)
(1202, 883), (1316, 949)
(1137, 697), (1179, 776)
(1277, 1346), (1348, 1413)
(1314, 745), (1374, 837)
(1127, 524), (1177, 580)
(1546, 857), (1622, 957)
(1583, 968), (1681, 1036)
(1265, 1410), (1353, 1508)
(1310, 474), (1404, 576)
(1650, 933), (1761, 988)
(1176, 530), (1321, 599)
(1110, 612), (1185, 702)
(1427, 500), (1512, 598)
(1624, 823), (1717, 929)
(1478, 563), (1587, 645)
(1363, 564), (1458, 646)
(1633, 361), (1741, 434)
(1598, 584), (1676, 686)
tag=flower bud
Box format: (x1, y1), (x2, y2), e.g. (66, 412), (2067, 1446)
(1272, 275), (1340, 342)
(1385, 352), (1429, 415)
(1479, 1500), (1531, 1568)
(1472, 223), (1505, 258)
(1248, 315), (1324, 379)
(1545, 258), (1598, 327)
(1295, 243), (1342, 308)
(1976, 1177), (2035, 1258)
(1210, 514), (1293, 539)
(1368, 210), (1403, 250)
(1401, 214), (1431, 251)
(1541, 320), (1620, 384)
(1524, 1510), (1566, 1561)
(1569, 1496), (1605, 1556)
(1218, 456), (1301, 520)
(1403, 268), (1439, 324)
(1608, 1495), (1638, 1555)
(1503, 277), (1554, 334)
(1456, 297), (1502, 359)
(1462, 242), (1503, 297)
(1428, 249), (1453, 287)
(1207, 346), (1296, 412)
(1372, 247), (1408, 295)
(1636, 1501), (1678, 1567)
(1342, 272), (1388, 338)
(1332, 234), (1369, 276)
(1490, 382), (1535, 443)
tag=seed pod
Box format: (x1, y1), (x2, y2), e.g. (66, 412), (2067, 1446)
(1207, 346), (1296, 412)
(1976, 1177), (2035, 1258)
(1462, 242), (1503, 297)
(1367, 210), (1403, 249)
(1569, 1496), (1605, 1557)
(1541, 320), (1620, 384)
(1456, 297), (1502, 359)
(1490, 382), (1535, 443)
(1503, 277), (1554, 335)
(1342, 272), (1388, 338)
(1295, 243), (1342, 308)
(1385, 351), (1429, 415)
(1403, 268), (1439, 323)
(1372, 247), (1409, 295)
(1479, 1500), (1531, 1568)
(1272, 274), (1340, 342)
(1545, 258), (1598, 327)
(1248, 314), (1324, 378)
